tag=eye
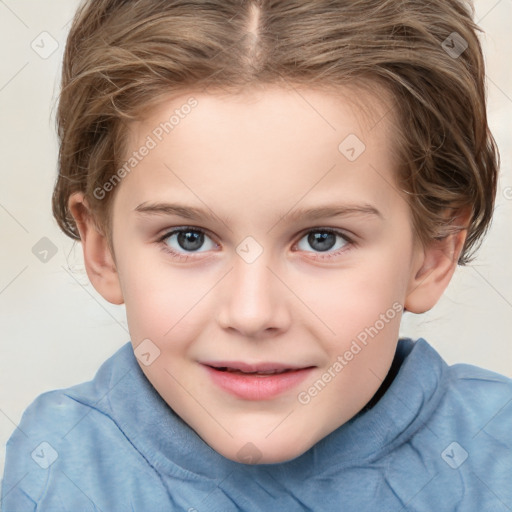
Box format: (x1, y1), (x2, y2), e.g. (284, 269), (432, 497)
(157, 226), (354, 261)
(295, 229), (353, 259)
(159, 227), (217, 258)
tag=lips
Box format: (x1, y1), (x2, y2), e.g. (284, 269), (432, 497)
(202, 361), (315, 400)
(204, 361), (307, 374)
(214, 367), (291, 375)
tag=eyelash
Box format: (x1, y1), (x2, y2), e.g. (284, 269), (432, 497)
(157, 226), (356, 262)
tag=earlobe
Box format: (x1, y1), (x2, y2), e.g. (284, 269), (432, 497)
(405, 209), (470, 314)
(68, 192), (124, 305)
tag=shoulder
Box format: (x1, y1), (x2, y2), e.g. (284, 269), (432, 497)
(384, 341), (512, 509)
(433, 362), (512, 504)
(396, 338), (512, 457)
(408, 337), (512, 442)
(402, 338), (512, 427)
(443, 361), (512, 422)
(6, 341), (134, 443)
(0, 343), (162, 509)
(438, 361), (512, 444)
(1, 388), (94, 510)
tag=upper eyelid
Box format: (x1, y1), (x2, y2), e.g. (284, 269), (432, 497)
(295, 228), (354, 247)
(159, 225), (218, 244)
(159, 226), (353, 247)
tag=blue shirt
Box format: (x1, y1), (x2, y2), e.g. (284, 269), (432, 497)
(2, 338), (512, 511)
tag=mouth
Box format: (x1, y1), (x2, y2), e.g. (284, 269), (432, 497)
(201, 361), (315, 400)
(211, 367), (294, 375)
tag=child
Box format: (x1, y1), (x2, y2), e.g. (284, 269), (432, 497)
(2, 0), (511, 510)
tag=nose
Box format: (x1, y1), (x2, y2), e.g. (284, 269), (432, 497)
(216, 252), (291, 338)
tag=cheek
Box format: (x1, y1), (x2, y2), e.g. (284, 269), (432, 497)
(120, 255), (205, 344)
(306, 270), (403, 415)
(294, 258), (404, 342)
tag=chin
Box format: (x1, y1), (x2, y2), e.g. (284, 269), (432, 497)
(210, 429), (319, 466)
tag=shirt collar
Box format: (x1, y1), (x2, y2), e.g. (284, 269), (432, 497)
(104, 337), (448, 479)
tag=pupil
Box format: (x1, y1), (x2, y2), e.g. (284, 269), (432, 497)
(178, 231), (204, 251)
(308, 232), (335, 252)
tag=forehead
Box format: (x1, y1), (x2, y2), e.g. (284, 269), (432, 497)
(133, 82), (395, 145)
(115, 84), (403, 224)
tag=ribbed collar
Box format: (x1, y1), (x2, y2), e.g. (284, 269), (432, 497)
(103, 337), (448, 483)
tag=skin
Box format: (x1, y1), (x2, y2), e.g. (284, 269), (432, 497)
(69, 84), (468, 464)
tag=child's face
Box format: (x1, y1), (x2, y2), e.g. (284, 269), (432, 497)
(107, 85), (425, 464)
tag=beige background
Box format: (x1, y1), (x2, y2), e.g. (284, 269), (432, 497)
(1, 0), (511, 480)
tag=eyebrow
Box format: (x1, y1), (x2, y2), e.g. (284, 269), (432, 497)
(134, 201), (383, 224)
(135, 202), (219, 222)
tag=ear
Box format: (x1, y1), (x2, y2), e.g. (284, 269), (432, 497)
(68, 192), (124, 305)
(405, 208), (471, 314)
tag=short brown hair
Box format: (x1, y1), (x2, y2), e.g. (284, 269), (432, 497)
(52, 0), (499, 265)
